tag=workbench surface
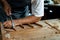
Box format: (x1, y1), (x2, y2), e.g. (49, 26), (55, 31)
(1, 19), (60, 40)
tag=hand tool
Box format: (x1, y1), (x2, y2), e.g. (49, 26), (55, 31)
(7, 13), (16, 31)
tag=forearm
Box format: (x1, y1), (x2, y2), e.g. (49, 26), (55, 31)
(1, 0), (9, 6)
(14, 16), (41, 25)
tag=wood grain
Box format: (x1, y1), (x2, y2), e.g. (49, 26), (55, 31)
(1, 19), (60, 40)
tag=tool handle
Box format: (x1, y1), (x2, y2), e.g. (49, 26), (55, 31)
(6, 13), (15, 28)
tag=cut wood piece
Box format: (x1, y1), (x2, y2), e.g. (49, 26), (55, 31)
(12, 28), (16, 31)
(36, 21), (51, 28)
(18, 25), (24, 29)
(34, 23), (43, 27)
(27, 23), (42, 28)
(28, 24), (34, 28)
(30, 24), (41, 28)
(44, 19), (59, 27)
(45, 20), (60, 32)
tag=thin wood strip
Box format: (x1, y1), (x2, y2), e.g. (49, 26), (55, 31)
(45, 20), (60, 33)
(34, 23), (43, 27)
(19, 25), (24, 28)
(11, 27), (16, 31)
(28, 24), (34, 28)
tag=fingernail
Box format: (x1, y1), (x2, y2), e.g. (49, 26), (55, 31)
(10, 13), (11, 14)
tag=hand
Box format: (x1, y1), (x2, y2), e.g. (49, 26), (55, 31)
(3, 20), (21, 28)
(4, 4), (11, 16)
(3, 20), (12, 28)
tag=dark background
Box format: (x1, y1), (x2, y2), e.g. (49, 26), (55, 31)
(42, 5), (60, 20)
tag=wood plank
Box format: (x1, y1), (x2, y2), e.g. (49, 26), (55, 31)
(5, 28), (58, 40)
(1, 19), (60, 40)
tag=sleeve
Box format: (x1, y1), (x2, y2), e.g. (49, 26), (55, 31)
(32, 0), (44, 17)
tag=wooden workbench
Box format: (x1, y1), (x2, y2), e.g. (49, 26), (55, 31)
(0, 19), (60, 40)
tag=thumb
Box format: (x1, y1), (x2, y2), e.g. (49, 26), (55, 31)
(8, 9), (12, 16)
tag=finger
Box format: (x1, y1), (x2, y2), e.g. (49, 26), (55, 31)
(4, 23), (8, 27)
(5, 10), (9, 16)
(3, 22), (7, 26)
(6, 8), (11, 16)
(8, 8), (11, 16)
(4, 23), (11, 28)
(3, 21), (10, 27)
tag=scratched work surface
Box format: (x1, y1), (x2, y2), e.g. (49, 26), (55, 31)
(1, 19), (60, 40)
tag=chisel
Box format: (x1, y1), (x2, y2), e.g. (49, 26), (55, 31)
(7, 13), (16, 31)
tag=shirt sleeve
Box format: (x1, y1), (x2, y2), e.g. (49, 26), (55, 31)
(32, 0), (44, 17)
